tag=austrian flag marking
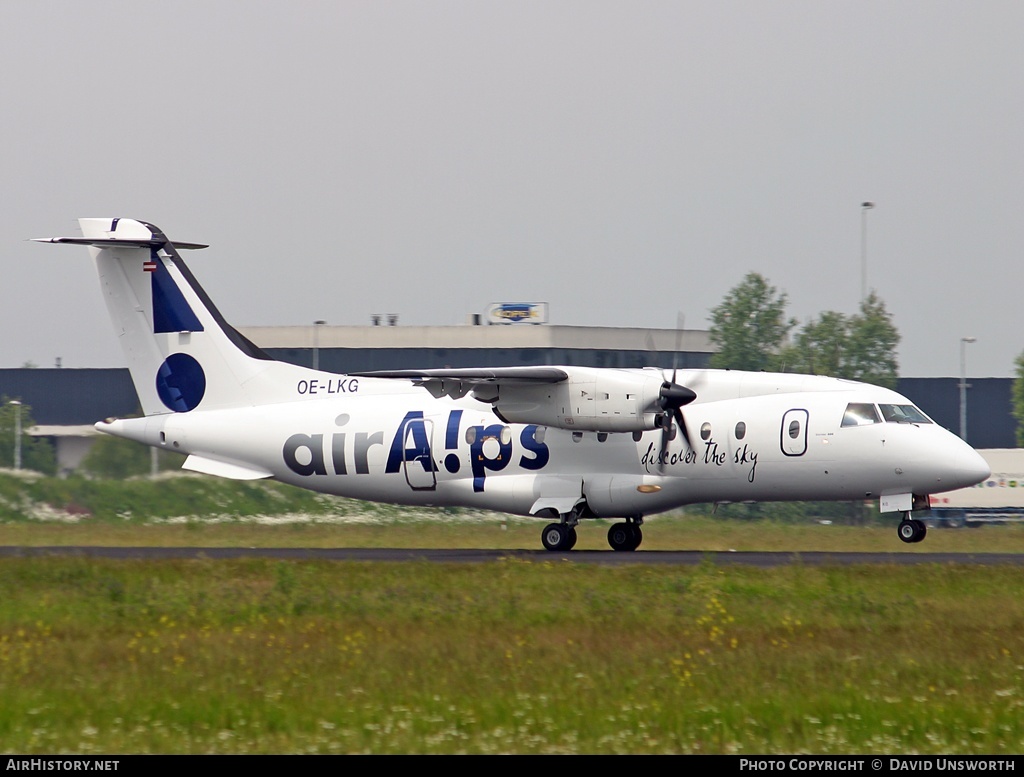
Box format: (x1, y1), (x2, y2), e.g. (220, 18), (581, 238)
(143, 260), (158, 272)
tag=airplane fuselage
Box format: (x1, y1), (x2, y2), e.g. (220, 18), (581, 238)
(102, 368), (985, 521)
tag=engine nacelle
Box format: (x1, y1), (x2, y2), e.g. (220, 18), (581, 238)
(487, 367), (667, 433)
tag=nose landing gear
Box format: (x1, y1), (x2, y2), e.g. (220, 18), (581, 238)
(897, 514), (927, 544)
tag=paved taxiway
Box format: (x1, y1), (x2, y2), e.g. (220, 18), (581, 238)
(1, 547), (1023, 566)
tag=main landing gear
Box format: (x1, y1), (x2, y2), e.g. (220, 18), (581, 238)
(539, 514), (645, 552)
(541, 505), (581, 551)
(897, 513), (927, 544)
(541, 522), (578, 551)
(607, 517), (643, 552)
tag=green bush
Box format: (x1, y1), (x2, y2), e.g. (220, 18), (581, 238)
(79, 434), (187, 479)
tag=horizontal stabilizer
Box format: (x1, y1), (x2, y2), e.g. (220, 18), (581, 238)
(31, 236), (208, 250)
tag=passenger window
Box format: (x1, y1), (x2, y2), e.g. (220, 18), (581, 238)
(842, 403), (881, 427)
(879, 404), (932, 424)
(735, 421), (746, 440)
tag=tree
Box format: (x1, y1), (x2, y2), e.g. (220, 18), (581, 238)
(708, 273), (795, 371)
(1013, 351), (1024, 447)
(778, 293), (900, 388)
(779, 310), (849, 376)
(0, 399), (56, 474)
(80, 435), (153, 479)
(842, 292), (900, 389)
(80, 433), (185, 479)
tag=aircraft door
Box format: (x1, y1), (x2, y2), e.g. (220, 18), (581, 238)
(780, 409), (809, 457)
(401, 417), (437, 490)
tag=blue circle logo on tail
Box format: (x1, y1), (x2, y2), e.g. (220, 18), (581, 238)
(156, 353), (206, 412)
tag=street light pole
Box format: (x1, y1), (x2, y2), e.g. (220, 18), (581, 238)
(9, 400), (21, 471)
(960, 336), (976, 441)
(860, 202), (875, 304)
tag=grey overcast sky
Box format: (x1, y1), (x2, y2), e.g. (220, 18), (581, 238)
(2, 1), (1022, 377)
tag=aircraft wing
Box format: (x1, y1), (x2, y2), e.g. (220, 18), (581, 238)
(355, 367), (568, 400)
(357, 366), (682, 434)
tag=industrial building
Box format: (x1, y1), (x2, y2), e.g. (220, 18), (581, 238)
(0, 323), (1014, 474)
(243, 323), (715, 373)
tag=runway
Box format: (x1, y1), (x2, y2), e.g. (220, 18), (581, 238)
(1, 546), (1023, 566)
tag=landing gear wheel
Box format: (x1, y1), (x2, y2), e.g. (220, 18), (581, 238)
(911, 519), (926, 543)
(608, 522), (642, 552)
(564, 526), (578, 550)
(542, 523), (576, 551)
(628, 524), (643, 551)
(897, 518), (926, 544)
(897, 520), (915, 543)
(608, 523), (630, 551)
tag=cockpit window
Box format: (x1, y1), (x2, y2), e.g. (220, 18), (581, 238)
(842, 402), (881, 427)
(879, 404), (932, 424)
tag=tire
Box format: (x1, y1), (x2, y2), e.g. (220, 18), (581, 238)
(897, 520), (917, 544)
(627, 524), (643, 551)
(911, 518), (927, 543)
(563, 526), (578, 551)
(608, 522), (638, 552)
(542, 523), (569, 551)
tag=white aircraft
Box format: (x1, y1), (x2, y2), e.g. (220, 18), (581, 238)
(35, 218), (990, 551)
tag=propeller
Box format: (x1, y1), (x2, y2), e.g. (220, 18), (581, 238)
(651, 312), (697, 471)
(658, 371), (696, 470)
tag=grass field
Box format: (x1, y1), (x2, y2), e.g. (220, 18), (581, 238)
(1, 554), (1022, 754)
(1, 471), (1023, 754)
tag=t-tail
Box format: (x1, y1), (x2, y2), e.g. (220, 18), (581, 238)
(35, 218), (313, 415)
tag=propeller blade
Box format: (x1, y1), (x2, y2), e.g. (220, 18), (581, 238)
(672, 313), (683, 384)
(658, 412), (671, 472)
(674, 408), (692, 451)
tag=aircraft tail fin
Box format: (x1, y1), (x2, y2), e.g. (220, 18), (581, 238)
(36, 218), (309, 415)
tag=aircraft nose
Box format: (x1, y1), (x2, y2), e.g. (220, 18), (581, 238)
(910, 432), (991, 494)
(953, 444), (991, 489)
